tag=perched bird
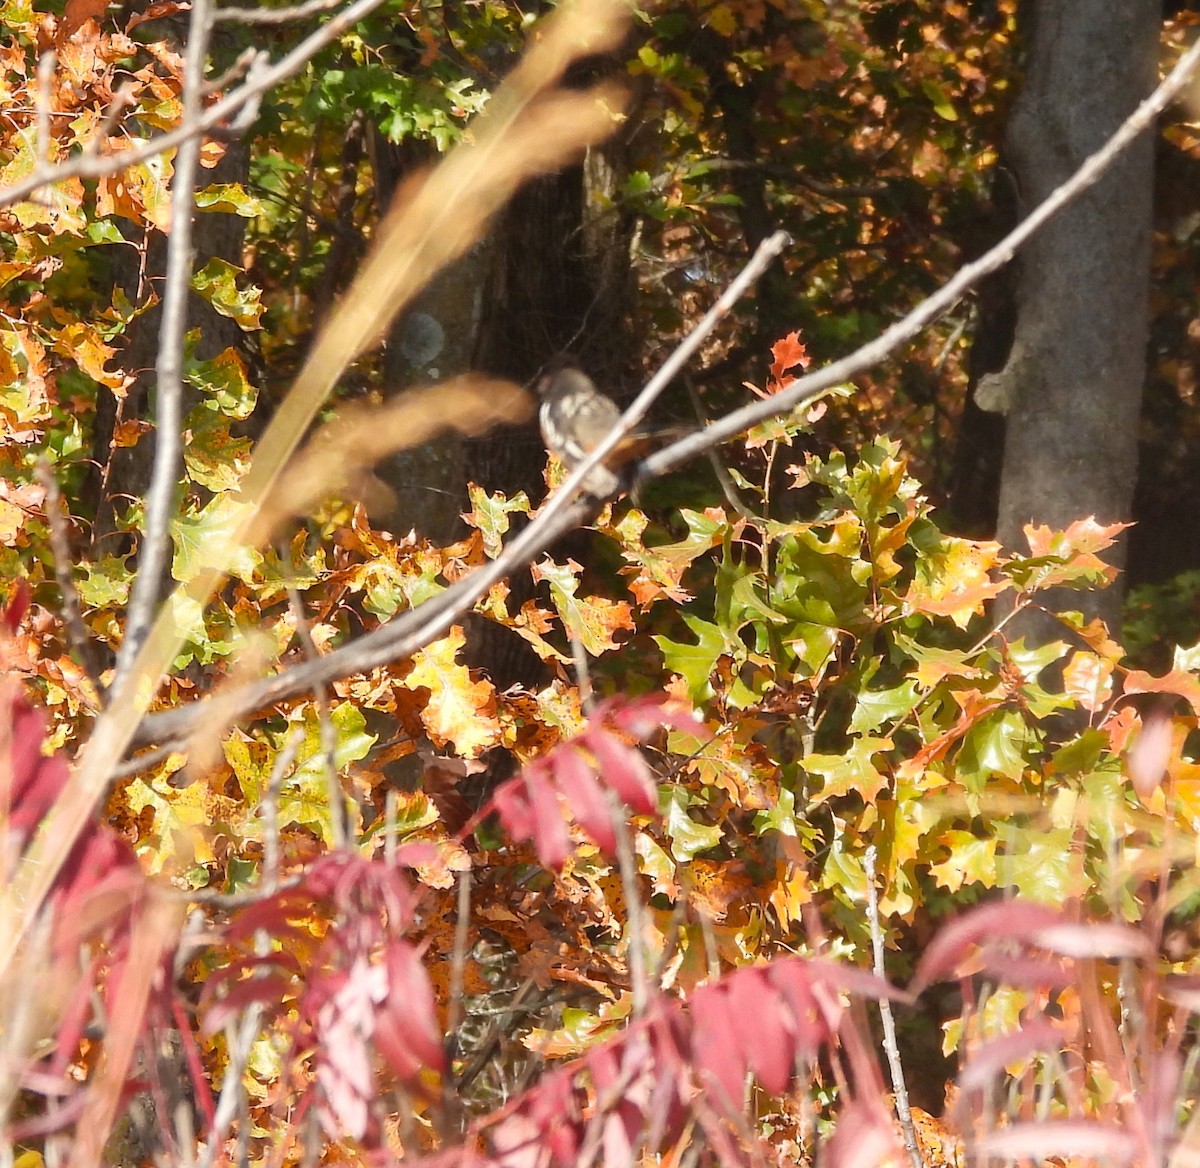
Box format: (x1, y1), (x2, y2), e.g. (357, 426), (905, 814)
(536, 366), (658, 497)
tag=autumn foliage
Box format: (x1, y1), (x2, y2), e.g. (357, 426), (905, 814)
(3, 2), (1200, 1168)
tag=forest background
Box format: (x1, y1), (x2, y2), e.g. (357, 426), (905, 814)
(4, 0), (1200, 1166)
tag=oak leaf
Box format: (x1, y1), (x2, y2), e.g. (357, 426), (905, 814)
(400, 625), (500, 759)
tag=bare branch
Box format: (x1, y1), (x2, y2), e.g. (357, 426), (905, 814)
(865, 845), (924, 1168)
(132, 495), (591, 748)
(213, 0), (343, 23)
(114, 0), (211, 687)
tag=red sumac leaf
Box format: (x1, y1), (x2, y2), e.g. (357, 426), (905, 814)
(2, 580), (29, 635)
(767, 960), (835, 1056)
(583, 730), (657, 815)
(1127, 708), (1173, 799)
(492, 777), (535, 842)
(957, 1019), (1065, 1093)
(808, 958), (910, 1004)
(222, 882), (335, 946)
(974, 951), (1072, 990)
(202, 973), (295, 1034)
(525, 765), (573, 871)
(1031, 921), (1152, 960)
(312, 961), (378, 1140)
(728, 968), (793, 1094)
(820, 1099), (900, 1168)
(8, 1092), (90, 1143)
(490, 1113), (541, 1168)
(394, 841), (441, 870)
(911, 900), (1066, 993)
(601, 694), (695, 739)
(586, 1042), (620, 1094)
(376, 940), (445, 1079)
(691, 983), (746, 1110)
(8, 703), (69, 837)
(976, 1120), (1137, 1162)
(1164, 973), (1200, 1011)
(550, 744), (616, 853)
(601, 1108), (640, 1168)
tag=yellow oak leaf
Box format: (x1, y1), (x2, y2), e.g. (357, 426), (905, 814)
(903, 537), (1005, 628)
(400, 625), (500, 758)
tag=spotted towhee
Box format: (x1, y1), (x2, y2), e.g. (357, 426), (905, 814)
(536, 367), (672, 497)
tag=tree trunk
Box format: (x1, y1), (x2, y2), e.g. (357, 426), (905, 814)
(88, 139), (251, 555)
(369, 130), (485, 543)
(985, 0), (1160, 633)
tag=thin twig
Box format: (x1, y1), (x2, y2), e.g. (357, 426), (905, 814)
(35, 459), (102, 690)
(196, 1004), (262, 1168)
(261, 727), (302, 894)
(282, 558), (348, 850)
(213, 0), (343, 23)
(865, 844), (924, 1168)
(186, 870), (307, 910)
(114, 0), (211, 687)
(685, 380), (758, 520)
(612, 797), (648, 1015)
(109, 741), (182, 779)
(35, 52), (53, 170)
(570, 632), (595, 715)
(440, 869), (473, 1137)
(384, 788), (398, 866)
(84, 81), (138, 156)
(201, 48), (258, 97)
(446, 869), (473, 1042)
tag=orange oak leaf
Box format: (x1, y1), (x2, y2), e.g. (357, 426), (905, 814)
(112, 418), (152, 448)
(896, 689), (1004, 782)
(1123, 668), (1200, 718)
(1101, 704), (1139, 755)
(1015, 517), (1129, 591)
(768, 330), (811, 388)
(1062, 651), (1113, 713)
(1024, 516), (1128, 560)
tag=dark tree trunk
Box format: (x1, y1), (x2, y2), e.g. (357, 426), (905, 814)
(369, 130), (487, 542)
(464, 157), (635, 692)
(87, 140), (251, 555)
(365, 110), (636, 689)
(984, 0), (1161, 634)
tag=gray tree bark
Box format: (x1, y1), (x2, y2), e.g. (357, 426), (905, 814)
(981, 0), (1161, 633)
